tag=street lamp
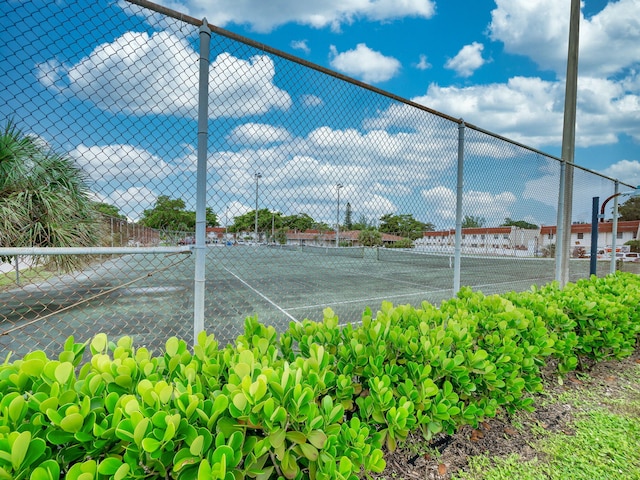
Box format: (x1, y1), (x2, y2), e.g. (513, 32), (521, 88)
(335, 183), (343, 247)
(254, 173), (262, 245)
(590, 185), (639, 276)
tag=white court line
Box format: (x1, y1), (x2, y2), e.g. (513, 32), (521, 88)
(222, 266), (299, 323)
(287, 287), (451, 312)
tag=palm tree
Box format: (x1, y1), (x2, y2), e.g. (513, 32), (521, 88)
(0, 120), (100, 271)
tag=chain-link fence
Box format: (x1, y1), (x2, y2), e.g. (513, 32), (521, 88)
(2, 0), (636, 357)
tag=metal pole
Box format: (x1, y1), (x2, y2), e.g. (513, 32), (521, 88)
(558, 0), (581, 286)
(335, 184), (343, 247)
(193, 19), (211, 343)
(555, 160), (566, 281)
(254, 173), (261, 244)
(453, 121), (465, 294)
(610, 181), (620, 274)
(15, 256), (20, 286)
(589, 197), (599, 276)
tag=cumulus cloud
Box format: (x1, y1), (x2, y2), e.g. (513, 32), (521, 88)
(408, 74), (640, 148)
(70, 144), (173, 182)
(414, 54), (431, 71)
(329, 43), (401, 83)
(153, 0), (435, 33)
(489, 0), (640, 77)
(291, 40), (310, 54)
(301, 94), (324, 107)
(37, 31), (291, 118)
(444, 42), (486, 78)
(109, 186), (158, 221)
(228, 123), (293, 145)
(600, 159), (640, 188)
(422, 186), (517, 225)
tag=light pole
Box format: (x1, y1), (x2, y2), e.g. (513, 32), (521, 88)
(271, 211), (275, 244)
(254, 173), (262, 245)
(335, 183), (343, 247)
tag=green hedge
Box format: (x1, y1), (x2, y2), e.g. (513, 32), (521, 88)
(1, 272), (639, 479)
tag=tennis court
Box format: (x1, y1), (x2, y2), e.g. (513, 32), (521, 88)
(0, 244), (609, 357)
(201, 244), (592, 341)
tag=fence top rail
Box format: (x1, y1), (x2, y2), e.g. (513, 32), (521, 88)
(125, 0), (636, 192)
(0, 247), (193, 256)
(125, 0), (463, 125)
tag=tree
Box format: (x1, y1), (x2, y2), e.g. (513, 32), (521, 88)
(205, 207), (219, 227)
(358, 228), (382, 246)
(139, 197), (218, 231)
(228, 209), (274, 235)
(625, 240), (640, 252)
(140, 196), (193, 231)
(344, 202), (353, 230)
(462, 215), (486, 228)
(618, 196), (640, 221)
(352, 214), (374, 231)
(0, 121), (101, 270)
(501, 218), (538, 229)
(379, 213), (434, 240)
(281, 213), (315, 231)
(93, 202), (126, 220)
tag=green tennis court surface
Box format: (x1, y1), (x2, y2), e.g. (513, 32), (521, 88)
(1, 245), (607, 356)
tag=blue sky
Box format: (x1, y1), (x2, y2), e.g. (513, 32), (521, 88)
(162, 0), (639, 175)
(2, 0), (639, 229)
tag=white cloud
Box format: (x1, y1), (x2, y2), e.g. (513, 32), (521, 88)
(228, 123), (293, 145)
(410, 74), (640, 148)
(223, 201), (252, 220)
(600, 159), (640, 188)
(38, 31), (291, 118)
(71, 144), (173, 182)
(110, 186), (157, 221)
(153, 0), (435, 33)
(489, 0), (640, 77)
(422, 186), (517, 225)
(444, 42), (486, 78)
(414, 54), (431, 71)
(301, 94), (324, 107)
(291, 39), (310, 54)
(329, 43), (401, 83)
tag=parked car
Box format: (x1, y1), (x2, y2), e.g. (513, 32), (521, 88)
(615, 252), (640, 262)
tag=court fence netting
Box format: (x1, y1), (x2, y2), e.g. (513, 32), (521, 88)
(1, 0), (636, 357)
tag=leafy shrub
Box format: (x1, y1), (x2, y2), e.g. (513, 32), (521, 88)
(1, 273), (639, 479)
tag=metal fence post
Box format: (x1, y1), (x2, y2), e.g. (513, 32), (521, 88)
(590, 196), (599, 276)
(453, 120), (465, 294)
(610, 181), (620, 274)
(194, 19), (211, 344)
(555, 160), (566, 282)
(557, 0), (581, 286)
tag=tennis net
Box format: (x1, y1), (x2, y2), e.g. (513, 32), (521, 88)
(376, 248), (453, 268)
(267, 244), (299, 252)
(302, 245), (365, 259)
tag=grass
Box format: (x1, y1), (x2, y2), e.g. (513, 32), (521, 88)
(454, 362), (640, 480)
(0, 265), (56, 290)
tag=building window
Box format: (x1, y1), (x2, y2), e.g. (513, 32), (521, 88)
(494, 235), (499, 239)
(577, 233), (584, 239)
(617, 232), (623, 239)
(548, 234), (554, 240)
(503, 235), (509, 239)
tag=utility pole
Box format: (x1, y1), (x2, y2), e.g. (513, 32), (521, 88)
(556, 0), (581, 287)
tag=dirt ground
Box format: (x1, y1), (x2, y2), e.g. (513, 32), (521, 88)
(370, 348), (640, 480)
